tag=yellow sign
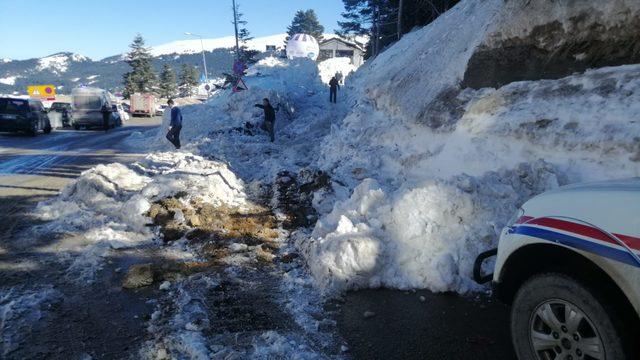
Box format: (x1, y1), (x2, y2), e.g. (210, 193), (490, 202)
(27, 85), (56, 100)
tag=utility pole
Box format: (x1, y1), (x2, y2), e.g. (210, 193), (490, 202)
(184, 32), (208, 83)
(397, 0), (404, 40)
(232, 0), (240, 59)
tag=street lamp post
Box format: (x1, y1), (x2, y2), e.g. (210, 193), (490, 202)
(184, 32), (208, 83)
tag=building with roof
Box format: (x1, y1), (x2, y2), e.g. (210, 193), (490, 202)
(318, 37), (366, 67)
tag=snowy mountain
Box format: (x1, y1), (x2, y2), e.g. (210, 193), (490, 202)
(149, 33), (289, 57)
(0, 49), (236, 95)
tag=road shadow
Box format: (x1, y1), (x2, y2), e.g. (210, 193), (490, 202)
(336, 288), (516, 360)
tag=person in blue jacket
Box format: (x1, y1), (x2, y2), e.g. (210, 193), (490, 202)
(165, 99), (182, 149)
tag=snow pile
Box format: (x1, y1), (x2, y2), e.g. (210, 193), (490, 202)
(0, 285), (61, 356)
(317, 57), (357, 84)
(128, 56), (335, 183)
(33, 152), (248, 282)
(299, 0), (640, 294)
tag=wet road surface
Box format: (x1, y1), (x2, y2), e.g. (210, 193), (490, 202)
(0, 118), (162, 359)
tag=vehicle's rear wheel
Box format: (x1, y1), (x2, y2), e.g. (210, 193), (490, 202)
(511, 273), (630, 360)
(73, 123), (80, 130)
(29, 122), (38, 136)
(44, 121), (52, 134)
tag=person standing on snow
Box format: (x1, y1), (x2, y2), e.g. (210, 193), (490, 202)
(255, 98), (277, 142)
(100, 103), (111, 132)
(329, 76), (340, 103)
(165, 99), (182, 149)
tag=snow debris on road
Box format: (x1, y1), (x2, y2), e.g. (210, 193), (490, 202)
(33, 152), (247, 283)
(0, 285), (62, 356)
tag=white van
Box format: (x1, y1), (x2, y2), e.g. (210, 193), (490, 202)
(71, 87), (116, 129)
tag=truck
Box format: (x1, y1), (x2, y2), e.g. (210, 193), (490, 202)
(130, 92), (156, 117)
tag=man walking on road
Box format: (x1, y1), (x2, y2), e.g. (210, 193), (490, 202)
(255, 98), (277, 142)
(166, 99), (182, 149)
(100, 103), (111, 132)
(329, 76), (340, 103)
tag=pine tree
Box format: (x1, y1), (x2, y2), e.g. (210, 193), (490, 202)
(337, 0), (458, 58)
(122, 34), (157, 98)
(233, 5), (259, 63)
(158, 63), (177, 99)
(178, 63), (199, 97)
(286, 10), (325, 42)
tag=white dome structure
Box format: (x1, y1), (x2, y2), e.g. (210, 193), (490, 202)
(286, 34), (320, 61)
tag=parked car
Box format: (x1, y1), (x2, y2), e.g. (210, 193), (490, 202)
(0, 97), (52, 136)
(71, 87), (117, 129)
(474, 179), (640, 360)
(155, 104), (167, 116)
(49, 101), (73, 127)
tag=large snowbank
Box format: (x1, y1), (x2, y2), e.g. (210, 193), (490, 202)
(34, 153), (248, 283)
(300, 0), (640, 294)
(128, 57), (339, 183)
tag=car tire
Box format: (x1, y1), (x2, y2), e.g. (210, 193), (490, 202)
(74, 123), (80, 130)
(511, 273), (631, 360)
(44, 121), (52, 134)
(29, 122), (38, 137)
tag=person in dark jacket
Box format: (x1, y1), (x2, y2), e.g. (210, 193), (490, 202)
(100, 103), (111, 132)
(329, 76), (340, 103)
(255, 98), (277, 142)
(166, 99), (182, 149)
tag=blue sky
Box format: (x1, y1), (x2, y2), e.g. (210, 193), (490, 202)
(0, 0), (345, 60)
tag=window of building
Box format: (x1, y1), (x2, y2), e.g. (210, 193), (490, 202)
(336, 50), (354, 58)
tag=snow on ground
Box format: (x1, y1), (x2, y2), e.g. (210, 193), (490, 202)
(24, 4), (640, 356)
(0, 76), (17, 85)
(301, 0), (640, 294)
(318, 57), (357, 84)
(33, 152), (248, 283)
(125, 0), (639, 298)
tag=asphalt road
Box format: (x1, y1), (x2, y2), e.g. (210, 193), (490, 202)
(0, 117), (161, 241)
(337, 289), (516, 359)
(0, 117), (163, 359)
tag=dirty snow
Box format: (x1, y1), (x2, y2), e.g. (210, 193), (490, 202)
(33, 153), (248, 283)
